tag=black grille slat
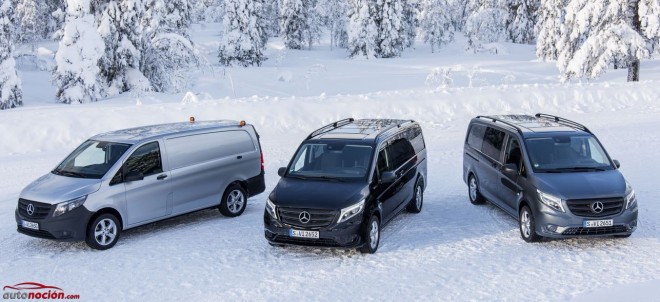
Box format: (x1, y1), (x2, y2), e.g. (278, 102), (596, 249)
(17, 199), (52, 220)
(278, 207), (337, 228)
(17, 226), (56, 239)
(272, 235), (340, 247)
(566, 198), (624, 217)
(561, 225), (628, 236)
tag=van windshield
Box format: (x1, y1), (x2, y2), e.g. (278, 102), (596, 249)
(287, 142), (373, 181)
(53, 140), (131, 179)
(525, 135), (614, 172)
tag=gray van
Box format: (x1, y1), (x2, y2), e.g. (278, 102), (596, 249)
(463, 114), (637, 242)
(16, 120), (265, 249)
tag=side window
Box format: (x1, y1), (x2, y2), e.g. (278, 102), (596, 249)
(504, 136), (526, 177)
(376, 148), (390, 175)
(124, 142), (163, 176)
(467, 124), (486, 149)
(482, 127), (505, 161)
(388, 138), (415, 169)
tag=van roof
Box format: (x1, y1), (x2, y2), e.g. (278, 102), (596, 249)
(474, 114), (592, 137)
(308, 119), (416, 143)
(91, 120), (245, 144)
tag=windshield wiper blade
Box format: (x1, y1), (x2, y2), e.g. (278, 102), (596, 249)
(309, 175), (346, 182)
(58, 170), (87, 178)
(287, 175), (309, 180)
(550, 167), (607, 172)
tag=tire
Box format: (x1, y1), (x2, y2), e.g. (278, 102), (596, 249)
(360, 215), (380, 254)
(86, 213), (121, 250)
(519, 205), (541, 243)
(219, 184), (247, 217)
(407, 179), (424, 213)
(468, 174), (485, 205)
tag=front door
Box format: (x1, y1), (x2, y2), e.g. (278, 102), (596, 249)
(123, 141), (172, 225)
(497, 135), (524, 213)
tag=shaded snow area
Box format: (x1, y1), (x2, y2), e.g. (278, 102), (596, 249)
(3, 31), (660, 301)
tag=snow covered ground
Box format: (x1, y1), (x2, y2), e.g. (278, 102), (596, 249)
(2, 30), (660, 301)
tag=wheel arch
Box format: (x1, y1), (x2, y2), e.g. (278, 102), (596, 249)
(87, 207), (124, 232)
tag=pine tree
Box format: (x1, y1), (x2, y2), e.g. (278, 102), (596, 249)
(16, 0), (47, 50)
(318, 0), (349, 49)
(348, 0), (378, 58)
(420, 0), (454, 52)
(640, 0), (660, 53)
(506, 0), (538, 44)
(0, 0), (23, 110)
(465, 0), (508, 52)
(280, 0), (321, 50)
(402, 0), (418, 48)
(557, 0), (651, 81)
(218, 0), (267, 66)
(376, 0), (406, 58)
(53, 0), (105, 104)
(535, 0), (565, 60)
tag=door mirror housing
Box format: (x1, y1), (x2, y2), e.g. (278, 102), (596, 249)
(503, 163), (518, 175)
(380, 171), (396, 184)
(277, 167), (286, 177)
(124, 170), (144, 182)
(613, 159), (621, 168)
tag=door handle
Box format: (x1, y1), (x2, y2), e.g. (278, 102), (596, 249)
(157, 174), (168, 180)
(236, 155), (243, 159)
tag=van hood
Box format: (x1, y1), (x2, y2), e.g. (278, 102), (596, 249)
(534, 170), (626, 200)
(269, 177), (369, 210)
(20, 172), (103, 205)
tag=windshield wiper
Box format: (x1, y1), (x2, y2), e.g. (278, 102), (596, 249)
(51, 168), (62, 175)
(287, 175), (310, 180)
(545, 167), (608, 172)
(308, 175), (346, 182)
(58, 170), (88, 178)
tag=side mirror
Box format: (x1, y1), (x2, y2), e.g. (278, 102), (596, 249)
(380, 171), (396, 184)
(613, 159), (620, 169)
(124, 170), (144, 182)
(503, 163), (518, 174)
(277, 167), (286, 177)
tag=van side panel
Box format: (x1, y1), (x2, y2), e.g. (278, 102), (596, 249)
(165, 130), (260, 214)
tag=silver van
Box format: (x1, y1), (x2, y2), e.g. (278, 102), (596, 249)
(15, 120), (265, 249)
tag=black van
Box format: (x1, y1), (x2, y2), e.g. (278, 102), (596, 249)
(264, 118), (427, 253)
(463, 114), (637, 242)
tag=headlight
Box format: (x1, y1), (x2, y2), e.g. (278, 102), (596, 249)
(266, 198), (278, 220)
(625, 190), (637, 209)
(53, 195), (87, 217)
(537, 190), (565, 212)
(337, 200), (365, 223)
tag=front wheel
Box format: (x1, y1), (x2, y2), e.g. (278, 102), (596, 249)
(360, 215), (380, 254)
(407, 179), (424, 213)
(86, 213), (121, 250)
(519, 205), (541, 243)
(219, 184), (247, 217)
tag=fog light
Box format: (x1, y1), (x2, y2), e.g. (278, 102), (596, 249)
(546, 224), (558, 232)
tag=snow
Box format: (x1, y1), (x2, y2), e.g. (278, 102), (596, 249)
(2, 26), (660, 301)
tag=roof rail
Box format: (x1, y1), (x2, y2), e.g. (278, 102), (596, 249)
(374, 120), (414, 141)
(476, 116), (524, 135)
(535, 113), (591, 133)
(306, 118), (355, 140)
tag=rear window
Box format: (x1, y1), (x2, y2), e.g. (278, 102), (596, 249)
(467, 124), (486, 149)
(166, 130), (255, 169)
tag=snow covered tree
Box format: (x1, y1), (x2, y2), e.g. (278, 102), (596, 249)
(260, 0), (280, 37)
(0, 0), (23, 110)
(98, 0), (145, 95)
(318, 0), (349, 49)
(218, 0), (267, 66)
(16, 0), (47, 49)
(53, 0), (105, 104)
(141, 0), (199, 92)
(420, 0), (454, 52)
(402, 0), (418, 48)
(557, 0), (655, 82)
(376, 0), (406, 58)
(280, 0), (321, 50)
(464, 0), (508, 52)
(640, 0), (660, 54)
(535, 0), (565, 60)
(348, 0), (378, 58)
(506, 0), (538, 44)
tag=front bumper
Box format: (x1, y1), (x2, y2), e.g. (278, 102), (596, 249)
(263, 210), (365, 248)
(534, 205), (638, 238)
(15, 206), (93, 241)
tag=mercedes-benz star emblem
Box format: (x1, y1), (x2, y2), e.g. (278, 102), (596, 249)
(299, 211), (311, 224)
(26, 204), (35, 216)
(591, 201), (604, 214)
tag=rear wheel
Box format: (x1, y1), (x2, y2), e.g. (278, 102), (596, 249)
(407, 179), (424, 213)
(360, 215), (380, 254)
(219, 184), (247, 217)
(468, 174), (485, 205)
(86, 213), (121, 250)
(519, 205), (541, 242)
